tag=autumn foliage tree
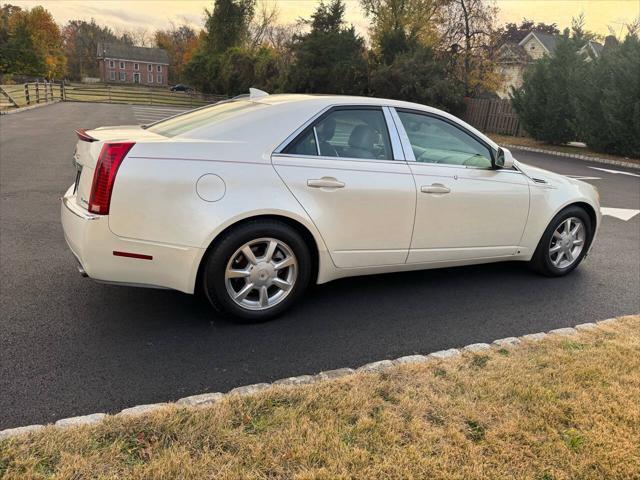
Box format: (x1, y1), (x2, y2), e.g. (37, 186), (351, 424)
(438, 0), (501, 95)
(62, 19), (120, 80)
(154, 24), (199, 84)
(360, 0), (444, 64)
(1, 4), (66, 78)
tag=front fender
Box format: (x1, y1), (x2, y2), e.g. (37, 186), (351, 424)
(519, 178), (601, 257)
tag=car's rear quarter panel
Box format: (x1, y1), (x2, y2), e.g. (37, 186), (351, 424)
(106, 140), (331, 292)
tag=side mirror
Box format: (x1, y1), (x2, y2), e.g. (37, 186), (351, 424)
(495, 147), (514, 169)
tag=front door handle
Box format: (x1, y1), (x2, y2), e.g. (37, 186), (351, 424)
(421, 183), (451, 194)
(307, 178), (345, 189)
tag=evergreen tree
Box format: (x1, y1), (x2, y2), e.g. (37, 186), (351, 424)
(184, 0), (256, 92)
(511, 36), (586, 144)
(203, 0), (255, 54)
(576, 34), (640, 157)
(286, 0), (368, 95)
(369, 46), (465, 114)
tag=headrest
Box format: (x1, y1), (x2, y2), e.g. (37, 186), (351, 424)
(317, 117), (336, 141)
(348, 125), (377, 150)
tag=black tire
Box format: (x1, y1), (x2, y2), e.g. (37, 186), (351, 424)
(530, 205), (593, 277)
(202, 220), (312, 322)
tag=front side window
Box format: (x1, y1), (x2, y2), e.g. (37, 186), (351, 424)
(134, 63), (139, 70)
(157, 74), (163, 84)
(119, 61), (125, 69)
(157, 65), (162, 72)
(119, 71), (126, 81)
(109, 70), (115, 80)
(148, 73), (153, 83)
(108, 60), (115, 68)
(397, 111), (493, 168)
(286, 108), (392, 160)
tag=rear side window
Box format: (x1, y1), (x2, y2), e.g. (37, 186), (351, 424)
(287, 130), (318, 156)
(285, 108), (393, 161)
(146, 100), (258, 137)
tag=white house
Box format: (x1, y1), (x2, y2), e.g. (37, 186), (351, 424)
(494, 32), (604, 99)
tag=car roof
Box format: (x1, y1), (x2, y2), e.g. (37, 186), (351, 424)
(251, 94), (497, 150)
(255, 93), (434, 111)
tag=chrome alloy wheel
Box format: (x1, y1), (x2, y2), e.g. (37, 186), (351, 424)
(224, 237), (298, 311)
(548, 217), (585, 269)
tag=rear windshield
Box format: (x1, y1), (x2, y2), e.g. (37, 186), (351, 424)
(146, 100), (258, 137)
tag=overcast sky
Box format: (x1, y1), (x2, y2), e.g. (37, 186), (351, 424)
(11, 0), (640, 39)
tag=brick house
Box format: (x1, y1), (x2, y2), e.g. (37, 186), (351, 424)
(97, 43), (169, 86)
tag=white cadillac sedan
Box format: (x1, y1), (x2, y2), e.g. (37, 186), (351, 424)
(61, 90), (600, 321)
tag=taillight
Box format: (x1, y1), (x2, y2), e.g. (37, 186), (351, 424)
(88, 142), (134, 214)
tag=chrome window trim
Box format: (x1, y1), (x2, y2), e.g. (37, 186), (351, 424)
(389, 107), (416, 161)
(272, 152), (406, 167)
(409, 161), (523, 174)
(382, 106), (406, 161)
(312, 126), (321, 156)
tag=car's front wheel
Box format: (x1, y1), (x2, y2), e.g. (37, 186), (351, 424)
(202, 220), (312, 322)
(530, 205), (593, 277)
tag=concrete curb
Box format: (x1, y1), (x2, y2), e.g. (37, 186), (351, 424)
(502, 143), (640, 170)
(0, 100), (61, 115)
(0, 315), (630, 441)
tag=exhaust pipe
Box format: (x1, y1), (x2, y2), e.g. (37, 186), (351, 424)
(77, 264), (88, 277)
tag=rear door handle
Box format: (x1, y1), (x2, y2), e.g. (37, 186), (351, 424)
(307, 178), (345, 189)
(421, 183), (450, 194)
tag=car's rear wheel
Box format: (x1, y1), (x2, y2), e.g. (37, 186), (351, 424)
(530, 205), (593, 277)
(202, 220), (312, 322)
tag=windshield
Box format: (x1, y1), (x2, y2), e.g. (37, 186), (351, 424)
(146, 100), (258, 137)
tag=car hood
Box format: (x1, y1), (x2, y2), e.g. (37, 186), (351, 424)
(514, 160), (585, 188)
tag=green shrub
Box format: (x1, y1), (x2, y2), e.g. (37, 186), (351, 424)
(511, 36), (587, 145)
(369, 47), (465, 115)
(575, 34), (640, 157)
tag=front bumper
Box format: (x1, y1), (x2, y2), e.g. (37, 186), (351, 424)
(61, 185), (203, 293)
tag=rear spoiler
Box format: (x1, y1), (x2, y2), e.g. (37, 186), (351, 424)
(75, 128), (98, 142)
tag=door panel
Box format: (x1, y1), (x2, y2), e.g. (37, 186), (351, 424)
(273, 155), (415, 268)
(407, 163), (530, 263)
(390, 108), (530, 264)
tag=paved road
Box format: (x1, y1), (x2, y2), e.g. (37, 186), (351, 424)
(1, 103), (639, 429)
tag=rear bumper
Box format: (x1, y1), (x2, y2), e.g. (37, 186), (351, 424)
(61, 185), (203, 293)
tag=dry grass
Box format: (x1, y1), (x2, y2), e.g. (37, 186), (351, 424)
(489, 133), (640, 164)
(2, 315), (639, 480)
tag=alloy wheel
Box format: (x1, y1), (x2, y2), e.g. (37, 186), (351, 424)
(224, 237), (298, 311)
(548, 217), (585, 269)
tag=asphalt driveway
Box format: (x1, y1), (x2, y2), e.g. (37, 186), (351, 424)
(1, 102), (638, 429)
